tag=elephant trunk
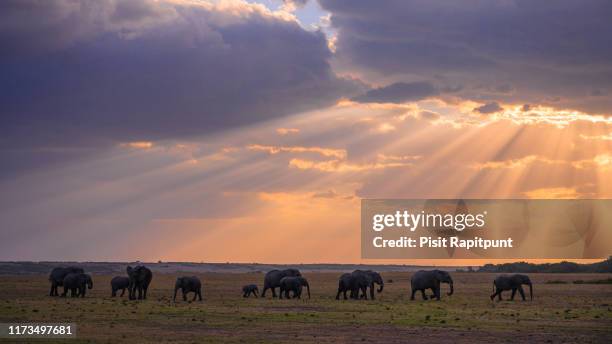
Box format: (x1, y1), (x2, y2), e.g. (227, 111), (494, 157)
(305, 282), (311, 299)
(377, 281), (384, 293)
(529, 283), (533, 300)
(448, 281), (454, 296)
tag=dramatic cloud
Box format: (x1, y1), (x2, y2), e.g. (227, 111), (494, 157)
(320, 0), (612, 114)
(352, 81), (438, 104)
(0, 0), (361, 151)
(474, 102), (503, 115)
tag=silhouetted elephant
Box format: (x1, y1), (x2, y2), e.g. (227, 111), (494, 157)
(491, 274), (533, 301)
(410, 270), (454, 301)
(126, 265), (152, 300)
(49, 266), (84, 296)
(336, 273), (355, 300)
(279, 277), (310, 299)
(242, 284), (259, 298)
(261, 269), (301, 297)
(352, 270), (384, 299)
(174, 276), (202, 302)
(61, 273), (93, 297)
(111, 276), (130, 297)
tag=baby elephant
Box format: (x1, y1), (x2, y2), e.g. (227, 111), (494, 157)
(242, 284), (259, 298)
(491, 274), (533, 301)
(174, 276), (203, 302)
(110, 276), (130, 297)
(62, 273), (93, 297)
(279, 276), (310, 299)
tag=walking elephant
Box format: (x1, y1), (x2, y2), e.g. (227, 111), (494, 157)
(49, 266), (84, 296)
(61, 273), (93, 297)
(352, 270), (384, 299)
(336, 273), (355, 300)
(261, 269), (301, 298)
(279, 277), (310, 299)
(410, 270), (454, 301)
(174, 276), (202, 302)
(126, 265), (152, 300)
(111, 276), (130, 297)
(490, 274), (533, 301)
(242, 284), (259, 298)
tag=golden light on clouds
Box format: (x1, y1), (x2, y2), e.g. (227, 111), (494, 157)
(246, 144), (346, 159)
(276, 128), (300, 135)
(120, 141), (154, 149)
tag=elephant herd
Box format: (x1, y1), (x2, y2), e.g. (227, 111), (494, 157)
(48, 266), (534, 302)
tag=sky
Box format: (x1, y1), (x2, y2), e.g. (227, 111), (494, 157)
(1, 0), (612, 263)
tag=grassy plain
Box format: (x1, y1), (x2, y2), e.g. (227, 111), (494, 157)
(0, 272), (611, 343)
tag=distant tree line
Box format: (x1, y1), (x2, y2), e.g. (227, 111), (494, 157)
(478, 256), (612, 273)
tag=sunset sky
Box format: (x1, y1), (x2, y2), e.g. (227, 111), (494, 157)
(1, 0), (612, 263)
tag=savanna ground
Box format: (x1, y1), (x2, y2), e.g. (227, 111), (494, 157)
(0, 272), (611, 343)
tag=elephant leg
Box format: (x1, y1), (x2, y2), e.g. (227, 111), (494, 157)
(143, 286), (148, 300)
(120, 288), (125, 297)
(254, 290), (258, 298)
(490, 289), (497, 301)
(361, 287), (368, 300)
(434, 287), (441, 301)
(50, 282), (55, 296)
(421, 290), (428, 300)
(498, 290), (503, 301)
(335, 287), (341, 300)
(81, 288), (86, 298)
(272, 287), (277, 298)
(410, 288), (416, 300)
(198, 289), (203, 301)
(370, 283), (375, 300)
(518, 286), (526, 301)
(192, 291), (198, 302)
(511, 288), (517, 300)
(182, 288), (187, 301)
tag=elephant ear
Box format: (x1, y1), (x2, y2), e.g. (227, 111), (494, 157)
(126, 266), (133, 276)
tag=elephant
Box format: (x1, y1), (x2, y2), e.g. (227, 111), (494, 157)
(61, 273), (93, 298)
(110, 276), (130, 297)
(410, 270), (454, 301)
(278, 277), (310, 299)
(126, 265), (152, 300)
(490, 274), (533, 301)
(352, 270), (384, 299)
(174, 276), (202, 302)
(242, 284), (259, 298)
(49, 266), (84, 296)
(336, 273), (355, 300)
(261, 269), (301, 298)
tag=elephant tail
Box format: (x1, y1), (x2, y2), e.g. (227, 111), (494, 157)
(492, 281), (495, 293)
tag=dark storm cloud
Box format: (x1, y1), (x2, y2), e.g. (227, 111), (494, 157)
(352, 81), (438, 103)
(0, 0), (362, 151)
(319, 0), (612, 114)
(474, 102), (503, 115)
